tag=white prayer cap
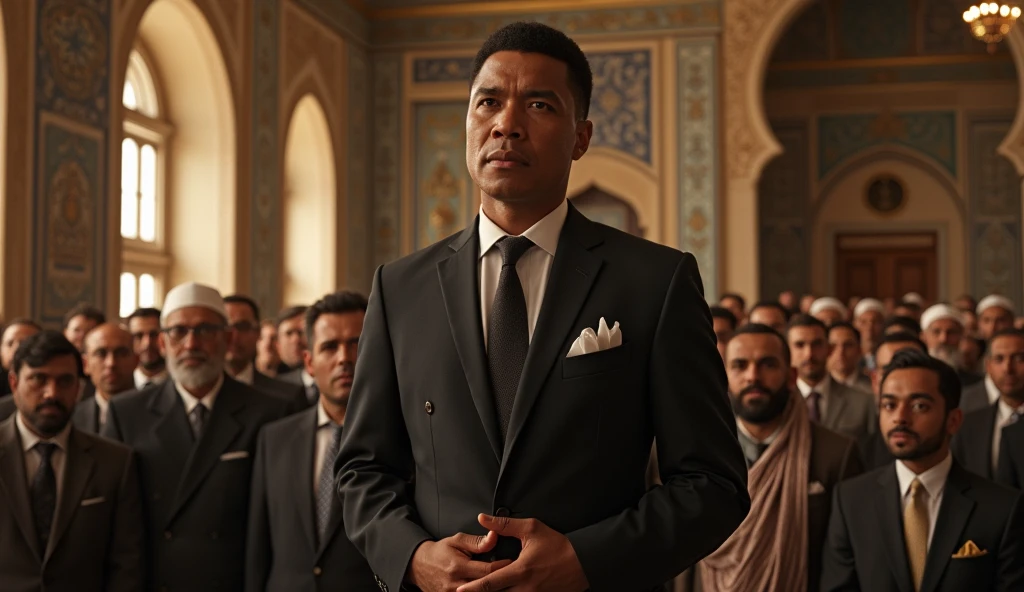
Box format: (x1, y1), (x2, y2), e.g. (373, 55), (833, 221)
(920, 304), (962, 330)
(160, 282), (227, 324)
(902, 292), (925, 306)
(809, 297), (848, 318)
(977, 294), (1015, 316)
(853, 298), (885, 318)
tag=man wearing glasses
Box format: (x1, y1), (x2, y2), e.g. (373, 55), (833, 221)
(102, 282), (290, 592)
(223, 294), (307, 412)
(74, 323), (139, 434)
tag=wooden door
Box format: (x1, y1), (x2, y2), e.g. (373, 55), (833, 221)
(835, 233), (938, 302)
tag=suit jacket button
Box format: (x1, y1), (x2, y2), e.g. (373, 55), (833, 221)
(424, 401), (434, 414)
(163, 531), (173, 540)
(313, 566), (322, 576)
(495, 507), (511, 517)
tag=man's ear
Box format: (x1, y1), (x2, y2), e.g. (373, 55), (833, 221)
(573, 120), (593, 161)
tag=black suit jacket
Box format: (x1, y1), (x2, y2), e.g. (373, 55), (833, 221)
(72, 396), (102, 434)
(952, 404), (999, 480)
(0, 418), (144, 591)
(822, 461), (1024, 591)
(960, 380), (991, 415)
(335, 205), (750, 592)
(0, 394), (14, 422)
(997, 420), (1024, 490)
(251, 370), (309, 412)
(102, 376), (289, 591)
(246, 406), (377, 591)
(859, 431), (895, 471)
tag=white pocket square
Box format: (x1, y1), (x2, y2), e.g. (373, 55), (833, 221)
(808, 481), (826, 495)
(80, 496), (106, 507)
(219, 451), (249, 461)
(567, 317), (622, 358)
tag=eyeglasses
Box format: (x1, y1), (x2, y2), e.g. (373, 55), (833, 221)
(162, 324), (226, 344)
(229, 321), (258, 333)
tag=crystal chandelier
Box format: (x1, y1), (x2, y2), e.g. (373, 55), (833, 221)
(963, 3), (1022, 53)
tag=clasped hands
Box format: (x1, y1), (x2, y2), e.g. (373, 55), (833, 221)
(407, 513), (589, 592)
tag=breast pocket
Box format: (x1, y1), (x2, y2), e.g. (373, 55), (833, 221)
(562, 342), (631, 380)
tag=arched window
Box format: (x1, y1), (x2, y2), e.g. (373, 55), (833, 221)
(120, 47), (171, 318)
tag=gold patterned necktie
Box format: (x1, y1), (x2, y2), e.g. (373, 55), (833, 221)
(904, 478), (929, 591)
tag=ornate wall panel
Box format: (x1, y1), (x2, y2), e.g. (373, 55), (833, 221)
(347, 46), (371, 292)
(251, 0), (280, 315)
(589, 51), (652, 165)
(758, 122), (810, 300)
(371, 53), (403, 267)
(413, 102), (471, 250)
(413, 57), (474, 83)
(818, 111), (957, 179)
(33, 0), (111, 323)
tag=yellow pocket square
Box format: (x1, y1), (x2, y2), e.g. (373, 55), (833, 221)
(952, 540), (988, 559)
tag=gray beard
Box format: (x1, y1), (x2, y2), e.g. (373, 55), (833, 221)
(169, 357), (224, 390)
(929, 345), (962, 369)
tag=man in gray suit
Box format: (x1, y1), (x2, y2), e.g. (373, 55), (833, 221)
(103, 282), (290, 591)
(0, 331), (143, 591)
(73, 324), (139, 434)
(335, 22), (749, 592)
(247, 291), (376, 591)
(827, 322), (872, 394)
(788, 314), (877, 440)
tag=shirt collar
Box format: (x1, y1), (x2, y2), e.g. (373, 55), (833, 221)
(317, 400), (341, 429)
(300, 370), (315, 389)
(478, 198), (568, 261)
(797, 374), (832, 399)
(16, 412), (71, 453)
(985, 374), (1002, 405)
(94, 392), (110, 414)
(997, 397), (1024, 424)
(896, 451), (953, 500)
(175, 373), (224, 414)
(735, 419), (782, 446)
(234, 363), (256, 386)
(134, 367), (167, 389)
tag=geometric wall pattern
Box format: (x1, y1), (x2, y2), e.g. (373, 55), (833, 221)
(759, 121), (810, 300)
(251, 0), (281, 315)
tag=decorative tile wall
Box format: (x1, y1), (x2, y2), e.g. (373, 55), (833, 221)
(413, 103), (472, 250)
(759, 122), (810, 299)
(818, 111), (957, 179)
(251, 0), (281, 315)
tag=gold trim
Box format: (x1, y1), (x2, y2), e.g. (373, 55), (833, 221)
(864, 173), (908, 218)
(365, 0), (699, 20)
(769, 53), (1013, 71)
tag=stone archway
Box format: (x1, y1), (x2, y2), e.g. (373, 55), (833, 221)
(723, 0), (1024, 301)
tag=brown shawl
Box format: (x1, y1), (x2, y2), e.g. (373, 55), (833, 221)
(701, 390), (812, 592)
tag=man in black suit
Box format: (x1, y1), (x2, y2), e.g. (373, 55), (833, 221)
(952, 328), (1024, 485)
(1, 319), (41, 397)
(102, 282), (290, 591)
(859, 332), (927, 470)
(997, 419), (1024, 489)
(73, 324), (139, 434)
(127, 308), (168, 390)
(0, 394), (14, 421)
(822, 350), (1024, 591)
(247, 291), (376, 591)
(335, 23), (749, 592)
(223, 294), (307, 411)
(0, 331), (143, 590)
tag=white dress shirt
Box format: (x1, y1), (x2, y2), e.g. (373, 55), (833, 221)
(985, 375), (1001, 406)
(895, 452), (953, 549)
(300, 370), (318, 403)
(175, 374), (223, 416)
(479, 199), (568, 347)
(17, 413), (70, 499)
(797, 374), (833, 420)
(134, 368), (168, 390)
(233, 363), (256, 386)
(94, 393), (111, 432)
(992, 398), (1024, 473)
(313, 401), (342, 489)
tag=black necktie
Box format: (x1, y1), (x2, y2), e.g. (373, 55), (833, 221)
(189, 404), (208, 441)
(31, 442), (58, 552)
(488, 235), (534, 443)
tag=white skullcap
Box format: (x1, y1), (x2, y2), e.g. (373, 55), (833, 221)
(902, 292), (925, 306)
(809, 297), (848, 317)
(160, 282), (227, 324)
(920, 304), (962, 330)
(977, 294), (1015, 316)
(853, 298), (885, 318)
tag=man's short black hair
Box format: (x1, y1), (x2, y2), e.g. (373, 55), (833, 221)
(731, 323), (791, 365)
(709, 306), (737, 331)
(884, 316), (922, 336)
(276, 306), (308, 329)
(880, 349), (961, 411)
(224, 295), (261, 323)
(827, 321), (861, 343)
(787, 313), (828, 337)
(63, 303), (105, 329)
(127, 308), (160, 324)
(873, 331), (927, 356)
(720, 292), (746, 311)
(2, 318), (42, 335)
(749, 300), (790, 321)
(11, 330), (83, 376)
(305, 291), (368, 344)
(989, 327), (1024, 344)
(471, 22), (593, 120)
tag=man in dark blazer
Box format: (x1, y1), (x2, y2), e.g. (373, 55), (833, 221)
(247, 291), (376, 591)
(960, 377), (994, 415)
(858, 332), (927, 470)
(822, 350), (1024, 591)
(0, 394), (15, 421)
(1, 331), (143, 591)
(335, 23), (749, 592)
(997, 419), (1024, 489)
(102, 282), (289, 591)
(952, 329), (1024, 484)
(73, 324), (139, 434)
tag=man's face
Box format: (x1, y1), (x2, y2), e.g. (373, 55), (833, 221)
(955, 297), (975, 313)
(161, 307), (231, 390)
(788, 325), (831, 384)
(726, 333), (793, 424)
(128, 315), (164, 372)
(923, 318), (963, 349)
(779, 291), (796, 311)
(958, 337), (982, 374)
(854, 311), (884, 348)
(828, 326), (862, 377)
(9, 354), (79, 437)
(466, 51), (591, 207)
(800, 295), (816, 313)
(871, 342), (925, 398)
(813, 308), (844, 327)
(986, 335), (1024, 404)
(277, 315), (307, 368)
(256, 323), (280, 371)
(84, 325), (139, 397)
(879, 367), (961, 462)
(64, 315), (99, 352)
(224, 302), (259, 371)
(962, 311), (978, 336)
(720, 297), (745, 324)
(979, 307), (1014, 340)
(713, 317), (733, 362)
(749, 307), (787, 333)
(304, 311), (364, 408)
(1, 324), (40, 370)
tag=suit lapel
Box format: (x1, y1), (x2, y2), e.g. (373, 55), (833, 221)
(294, 409), (318, 553)
(920, 464), (974, 592)
(169, 379), (243, 523)
(501, 206), (604, 472)
(825, 382), (849, 428)
(0, 418), (42, 560)
(437, 221), (503, 461)
(977, 406), (997, 479)
(876, 467), (914, 592)
(46, 428), (95, 562)
(152, 382), (193, 514)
